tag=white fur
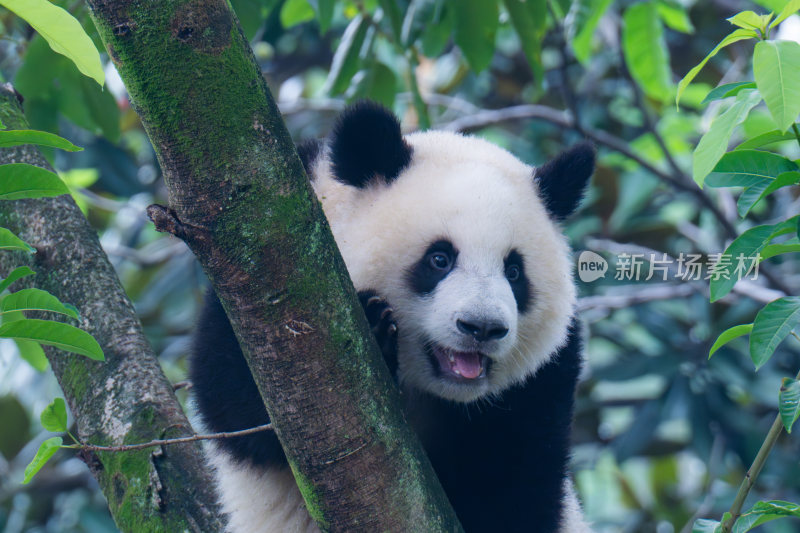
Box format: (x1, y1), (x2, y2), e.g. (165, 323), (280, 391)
(562, 479), (593, 532)
(207, 443), (320, 533)
(312, 131), (576, 402)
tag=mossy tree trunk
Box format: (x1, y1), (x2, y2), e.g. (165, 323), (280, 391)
(0, 86), (225, 532)
(85, 1), (461, 531)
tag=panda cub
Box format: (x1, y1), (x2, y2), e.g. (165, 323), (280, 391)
(190, 101), (594, 532)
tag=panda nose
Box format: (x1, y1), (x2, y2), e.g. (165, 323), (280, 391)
(456, 318), (509, 341)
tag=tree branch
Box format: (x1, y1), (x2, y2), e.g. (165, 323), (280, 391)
(721, 365), (800, 531)
(85, 1), (460, 530)
(0, 84), (225, 531)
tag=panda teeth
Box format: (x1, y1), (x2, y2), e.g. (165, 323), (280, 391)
(448, 353), (455, 363)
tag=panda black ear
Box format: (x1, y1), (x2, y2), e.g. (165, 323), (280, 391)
(534, 142), (595, 221)
(330, 101), (412, 188)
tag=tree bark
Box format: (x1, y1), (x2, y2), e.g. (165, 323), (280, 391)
(0, 85), (225, 531)
(85, 1), (461, 531)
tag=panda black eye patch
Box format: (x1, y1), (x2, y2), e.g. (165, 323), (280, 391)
(505, 249), (531, 313)
(407, 240), (458, 294)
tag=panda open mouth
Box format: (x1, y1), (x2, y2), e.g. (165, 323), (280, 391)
(429, 345), (488, 381)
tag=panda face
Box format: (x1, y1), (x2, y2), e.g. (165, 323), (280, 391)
(309, 120), (592, 403)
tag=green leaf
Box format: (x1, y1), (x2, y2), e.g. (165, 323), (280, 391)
(352, 62), (397, 108)
(692, 518), (722, 533)
(754, 40), (800, 132)
(737, 129), (798, 149)
(727, 11), (772, 31)
(378, 0), (404, 39)
(0, 0), (104, 86)
(761, 242), (800, 260)
(0, 266), (35, 294)
(750, 296), (800, 369)
(622, 2), (672, 102)
(770, 0), (800, 28)
(14, 35), (119, 142)
(0, 228), (35, 253)
(702, 82), (757, 104)
(504, 0), (548, 81)
(0, 164), (70, 200)
(40, 398), (68, 433)
(709, 323), (753, 358)
(23, 436), (62, 484)
(779, 378), (800, 432)
(710, 216), (799, 301)
(677, 28), (757, 107)
(0, 318), (104, 361)
(453, 0), (499, 72)
(229, 0), (271, 40)
(420, 3), (454, 57)
(739, 171), (800, 217)
(571, 0), (614, 64)
(280, 0), (314, 28)
(705, 150), (798, 187)
(704, 151), (799, 216)
(308, 0), (334, 34)
(692, 89), (763, 186)
(1, 288), (80, 319)
(732, 500), (800, 532)
(656, 1), (694, 33)
(323, 14), (370, 95)
(14, 339), (49, 371)
(0, 130), (81, 151)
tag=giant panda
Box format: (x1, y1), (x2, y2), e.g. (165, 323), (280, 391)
(190, 101), (595, 533)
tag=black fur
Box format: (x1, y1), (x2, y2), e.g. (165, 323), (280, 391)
(505, 249), (531, 314)
(296, 138), (324, 177)
(358, 290), (399, 378)
(330, 101), (412, 188)
(189, 290), (287, 468)
(191, 287), (581, 532)
(407, 321), (583, 533)
(406, 240), (458, 295)
(190, 289), (401, 467)
(535, 142), (595, 221)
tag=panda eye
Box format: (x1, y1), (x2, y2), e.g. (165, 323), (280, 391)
(505, 264), (521, 282)
(429, 252), (452, 271)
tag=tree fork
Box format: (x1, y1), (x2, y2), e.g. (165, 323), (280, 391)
(85, 0), (461, 531)
(0, 85), (226, 532)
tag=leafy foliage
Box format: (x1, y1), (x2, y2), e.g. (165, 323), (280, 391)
(2, 0), (800, 531)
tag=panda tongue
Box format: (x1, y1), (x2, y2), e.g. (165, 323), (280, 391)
(452, 351), (482, 379)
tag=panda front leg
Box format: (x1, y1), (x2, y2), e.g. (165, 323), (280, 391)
(358, 290), (399, 377)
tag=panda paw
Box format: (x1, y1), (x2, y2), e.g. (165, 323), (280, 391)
(358, 290), (399, 374)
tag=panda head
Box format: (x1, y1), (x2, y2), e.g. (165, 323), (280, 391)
(309, 102), (594, 403)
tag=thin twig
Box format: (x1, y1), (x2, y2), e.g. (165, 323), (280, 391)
(721, 366), (800, 532)
(63, 424), (273, 453)
(792, 123), (800, 151)
(620, 45), (686, 191)
(551, 8), (582, 133)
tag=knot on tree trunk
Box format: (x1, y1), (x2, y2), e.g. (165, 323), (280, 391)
(146, 204), (209, 245)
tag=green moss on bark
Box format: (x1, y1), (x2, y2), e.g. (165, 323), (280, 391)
(0, 86), (224, 532)
(86, 0), (462, 530)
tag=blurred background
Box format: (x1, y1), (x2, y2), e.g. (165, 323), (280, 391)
(1, 0), (799, 531)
